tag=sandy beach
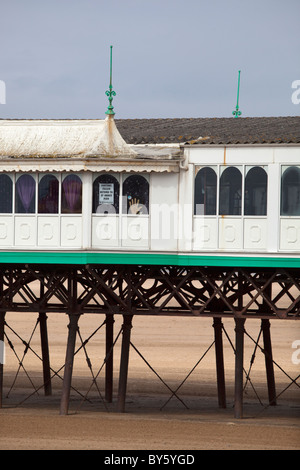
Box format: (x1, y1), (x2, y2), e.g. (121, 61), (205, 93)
(0, 312), (299, 450)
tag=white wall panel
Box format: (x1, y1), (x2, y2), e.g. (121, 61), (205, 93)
(121, 216), (149, 248)
(14, 217), (36, 246)
(61, 217), (82, 247)
(244, 218), (267, 250)
(150, 173), (179, 251)
(38, 217), (59, 247)
(219, 218), (243, 250)
(0, 216), (13, 246)
(280, 219), (300, 251)
(193, 218), (218, 249)
(92, 216), (119, 247)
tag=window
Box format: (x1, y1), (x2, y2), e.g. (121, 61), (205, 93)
(15, 174), (36, 214)
(244, 167), (267, 216)
(38, 174), (59, 214)
(93, 174), (119, 214)
(0, 174), (13, 213)
(61, 174), (82, 214)
(194, 167), (217, 215)
(122, 175), (149, 215)
(281, 166), (300, 216)
(219, 167), (242, 215)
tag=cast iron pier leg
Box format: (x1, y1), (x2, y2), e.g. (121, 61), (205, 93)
(117, 315), (133, 413)
(105, 314), (114, 403)
(213, 317), (226, 408)
(0, 312), (5, 408)
(261, 319), (276, 406)
(60, 314), (80, 415)
(39, 312), (52, 396)
(234, 318), (246, 419)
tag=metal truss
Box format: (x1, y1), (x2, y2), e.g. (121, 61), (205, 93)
(0, 263), (299, 419)
(0, 264), (299, 318)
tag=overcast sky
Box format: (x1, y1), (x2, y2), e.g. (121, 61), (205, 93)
(1, 0), (299, 119)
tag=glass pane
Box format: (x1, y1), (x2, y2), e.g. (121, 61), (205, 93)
(281, 166), (300, 216)
(38, 175), (59, 214)
(244, 167), (267, 215)
(61, 174), (82, 214)
(194, 167), (217, 215)
(219, 167), (242, 215)
(93, 174), (119, 214)
(122, 175), (149, 215)
(0, 174), (13, 213)
(15, 174), (36, 214)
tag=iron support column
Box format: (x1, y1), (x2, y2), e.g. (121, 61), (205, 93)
(261, 319), (276, 406)
(105, 314), (114, 403)
(60, 314), (80, 415)
(39, 312), (52, 396)
(117, 315), (133, 413)
(213, 317), (226, 408)
(234, 318), (246, 419)
(0, 312), (5, 408)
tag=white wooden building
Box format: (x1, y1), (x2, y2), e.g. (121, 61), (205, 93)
(0, 115), (299, 267)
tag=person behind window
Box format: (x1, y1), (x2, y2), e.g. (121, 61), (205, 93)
(122, 175), (149, 215)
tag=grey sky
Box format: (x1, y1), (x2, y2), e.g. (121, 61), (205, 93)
(1, 0), (299, 119)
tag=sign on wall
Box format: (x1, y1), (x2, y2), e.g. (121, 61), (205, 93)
(99, 183), (114, 204)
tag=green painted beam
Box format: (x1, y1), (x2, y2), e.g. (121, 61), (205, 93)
(0, 251), (299, 268)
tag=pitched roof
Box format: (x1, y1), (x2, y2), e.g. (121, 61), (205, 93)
(116, 116), (300, 145)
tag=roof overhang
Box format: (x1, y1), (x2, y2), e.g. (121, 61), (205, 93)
(0, 157), (180, 173)
(0, 117), (136, 158)
(0, 118), (181, 173)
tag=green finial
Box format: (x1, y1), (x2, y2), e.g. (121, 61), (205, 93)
(105, 45), (116, 116)
(232, 70), (242, 118)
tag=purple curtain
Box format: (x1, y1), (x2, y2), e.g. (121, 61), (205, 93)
(16, 174), (35, 213)
(62, 175), (82, 212)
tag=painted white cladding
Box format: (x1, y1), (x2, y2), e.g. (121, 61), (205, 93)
(190, 145), (300, 253)
(280, 219), (300, 250)
(91, 172), (179, 250)
(0, 217), (13, 246)
(0, 144), (299, 254)
(150, 172), (179, 251)
(7, 216), (83, 248)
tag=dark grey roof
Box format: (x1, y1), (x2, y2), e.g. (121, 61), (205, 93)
(116, 116), (300, 145)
